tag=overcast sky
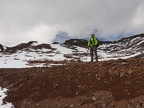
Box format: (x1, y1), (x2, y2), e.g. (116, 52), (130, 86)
(0, 0), (144, 46)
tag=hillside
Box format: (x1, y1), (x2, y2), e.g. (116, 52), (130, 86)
(0, 34), (144, 107)
(0, 57), (144, 107)
(0, 34), (143, 68)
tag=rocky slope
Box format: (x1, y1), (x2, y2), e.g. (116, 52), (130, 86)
(1, 33), (144, 56)
(0, 33), (143, 68)
(0, 57), (144, 108)
(64, 33), (144, 58)
(0, 33), (144, 107)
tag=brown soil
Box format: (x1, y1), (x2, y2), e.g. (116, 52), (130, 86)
(0, 57), (144, 108)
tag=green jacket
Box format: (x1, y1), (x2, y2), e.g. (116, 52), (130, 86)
(88, 37), (98, 47)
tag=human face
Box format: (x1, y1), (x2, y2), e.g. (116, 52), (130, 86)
(91, 34), (94, 38)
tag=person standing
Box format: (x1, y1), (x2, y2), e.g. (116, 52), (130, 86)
(88, 34), (99, 62)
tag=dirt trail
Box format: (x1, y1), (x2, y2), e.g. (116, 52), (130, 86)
(0, 58), (144, 108)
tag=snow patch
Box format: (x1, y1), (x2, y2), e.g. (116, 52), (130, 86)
(0, 87), (14, 108)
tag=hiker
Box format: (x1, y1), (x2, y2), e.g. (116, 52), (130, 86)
(88, 34), (99, 62)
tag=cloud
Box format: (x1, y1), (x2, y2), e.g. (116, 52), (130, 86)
(0, 0), (144, 45)
(130, 2), (144, 32)
(22, 23), (59, 43)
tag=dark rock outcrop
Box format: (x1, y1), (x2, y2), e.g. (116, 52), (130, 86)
(0, 44), (4, 51)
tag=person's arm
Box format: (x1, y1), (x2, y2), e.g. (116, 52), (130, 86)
(94, 38), (98, 46)
(88, 40), (91, 47)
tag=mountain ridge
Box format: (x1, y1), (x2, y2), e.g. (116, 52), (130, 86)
(0, 33), (143, 68)
(0, 33), (144, 50)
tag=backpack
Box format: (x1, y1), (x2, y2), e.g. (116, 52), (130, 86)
(95, 38), (100, 47)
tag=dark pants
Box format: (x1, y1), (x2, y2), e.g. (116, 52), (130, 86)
(90, 46), (98, 62)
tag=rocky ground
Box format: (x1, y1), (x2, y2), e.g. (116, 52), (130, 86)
(0, 57), (144, 108)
